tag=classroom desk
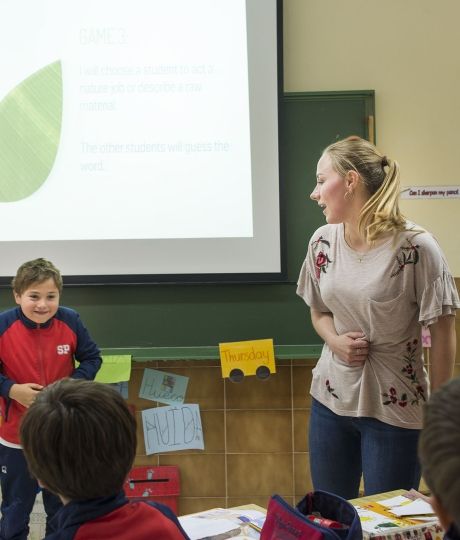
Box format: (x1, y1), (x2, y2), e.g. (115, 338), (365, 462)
(349, 488), (407, 505)
(181, 492), (438, 540)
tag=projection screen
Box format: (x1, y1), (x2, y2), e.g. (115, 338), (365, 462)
(0, 0), (283, 284)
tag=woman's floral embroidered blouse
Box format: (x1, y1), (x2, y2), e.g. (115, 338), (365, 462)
(297, 223), (460, 429)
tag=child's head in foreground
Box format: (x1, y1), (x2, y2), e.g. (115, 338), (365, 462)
(418, 377), (460, 532)
(20, 378), (136, 502)
(12, 258), (63, 324)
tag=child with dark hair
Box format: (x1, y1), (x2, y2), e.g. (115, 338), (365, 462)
(418, 377), (460, 540)
(20, 378), (189, 539)
(0, 258), (102, 539)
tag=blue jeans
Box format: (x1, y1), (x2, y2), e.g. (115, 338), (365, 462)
(0, 445), (62, 540)
(309, 398), (421, 499)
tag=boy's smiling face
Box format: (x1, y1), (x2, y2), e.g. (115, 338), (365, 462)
(14, 278), (60, 324)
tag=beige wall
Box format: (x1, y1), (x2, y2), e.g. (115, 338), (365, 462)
(128, 303), (460, 510)
(284, 0), (460, 274)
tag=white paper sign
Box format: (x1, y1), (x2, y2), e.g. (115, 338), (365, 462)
(142, 404), (204, 455)
(401, 186), (460, 199)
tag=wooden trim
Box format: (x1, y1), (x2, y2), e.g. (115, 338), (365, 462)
(101, 344), (322, 361)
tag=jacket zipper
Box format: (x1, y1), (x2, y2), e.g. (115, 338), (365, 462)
(36, 323), (45, 386)
(4, 399), (11, 422)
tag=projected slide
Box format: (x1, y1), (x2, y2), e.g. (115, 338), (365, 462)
(0, 0), (281, 280)
(0, 1), (251, 241)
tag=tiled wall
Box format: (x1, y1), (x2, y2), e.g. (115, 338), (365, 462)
(128, 358), (315, 516)
(128, 287), (460, 516)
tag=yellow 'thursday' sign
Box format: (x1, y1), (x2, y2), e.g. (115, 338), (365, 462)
(219, 338), (276, 380)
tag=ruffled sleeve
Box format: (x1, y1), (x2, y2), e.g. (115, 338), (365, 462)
(419, 270), (460, 326)
(415, 233), (460, 326)
(296, 237), (330, 312)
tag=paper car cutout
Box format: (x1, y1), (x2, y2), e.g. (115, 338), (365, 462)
(219, 338), (276, 382)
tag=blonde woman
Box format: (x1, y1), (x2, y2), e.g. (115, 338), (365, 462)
(297, 136), (459, 498)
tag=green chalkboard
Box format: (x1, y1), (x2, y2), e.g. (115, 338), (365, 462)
(0, 91), (374, 357)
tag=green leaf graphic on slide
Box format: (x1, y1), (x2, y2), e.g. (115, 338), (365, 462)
(0, 60), (62, 202)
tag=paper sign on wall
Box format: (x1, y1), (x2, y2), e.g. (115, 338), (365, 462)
(111, 381), (129, 399)
(219, 338), (276, 380)
(139, 368), (189, 405)
(401, 186), (460, 199)
(142, 404), (204, 455)
(79, 355), (132, 384)
(421, 326), (431, 348)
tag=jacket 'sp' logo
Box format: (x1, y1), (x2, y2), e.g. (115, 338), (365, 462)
(57, 344), (71, 355)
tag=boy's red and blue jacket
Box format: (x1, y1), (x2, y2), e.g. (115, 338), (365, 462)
(0, 306), (102, 444)
(46, 491), (190, 539)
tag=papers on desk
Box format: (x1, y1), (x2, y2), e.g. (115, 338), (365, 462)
(353, 493), (441, 540)
(379, 495), (436, 519)
(179, 516), (241, 540)
(179, 508), (265, 540)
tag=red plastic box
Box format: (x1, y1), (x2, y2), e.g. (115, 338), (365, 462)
(123, 465), (180, 513)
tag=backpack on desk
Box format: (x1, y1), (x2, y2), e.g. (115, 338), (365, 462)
(260, 491), (362, 540)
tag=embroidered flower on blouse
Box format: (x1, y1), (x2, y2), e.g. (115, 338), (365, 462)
(390, 240), (420, 277)
(311, 236), (332, 279)
(325, 379), (339, 399)
(382, 339), (426, 407)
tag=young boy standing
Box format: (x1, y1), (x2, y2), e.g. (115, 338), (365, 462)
(20, 378), (189, 539)
(0, 258), (102, 540)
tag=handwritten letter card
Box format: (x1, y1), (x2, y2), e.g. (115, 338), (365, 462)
(139, 368), (189, 406)
(142, 404), (204, 455)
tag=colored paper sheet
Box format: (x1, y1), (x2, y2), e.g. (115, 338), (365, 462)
(110, 381), (129, 399)
(142, 404), (204, 455)
(421, 326), (431, 348)
(139, 368), (189, 405)
(94, 355), (132, 383)
(219, 338), (276, 379)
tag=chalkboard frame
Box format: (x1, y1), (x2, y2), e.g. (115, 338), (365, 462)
(0, 89), (375, 359)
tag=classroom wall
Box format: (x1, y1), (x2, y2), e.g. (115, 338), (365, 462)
(129, 313), (460, 513)
(129, 358), (316, 514)
(284, 0), (460, 274)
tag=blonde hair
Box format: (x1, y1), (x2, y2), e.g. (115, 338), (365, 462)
(323, 136), (406, 243)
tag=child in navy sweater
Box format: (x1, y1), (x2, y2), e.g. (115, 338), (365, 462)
(20, 378), (189, 539)
(0, 258), (102, 539)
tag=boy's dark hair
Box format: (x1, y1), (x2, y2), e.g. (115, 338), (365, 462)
(12, 257), (63, 294)
(20, 379), (137, 501)
(418, 377), (460, 530)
